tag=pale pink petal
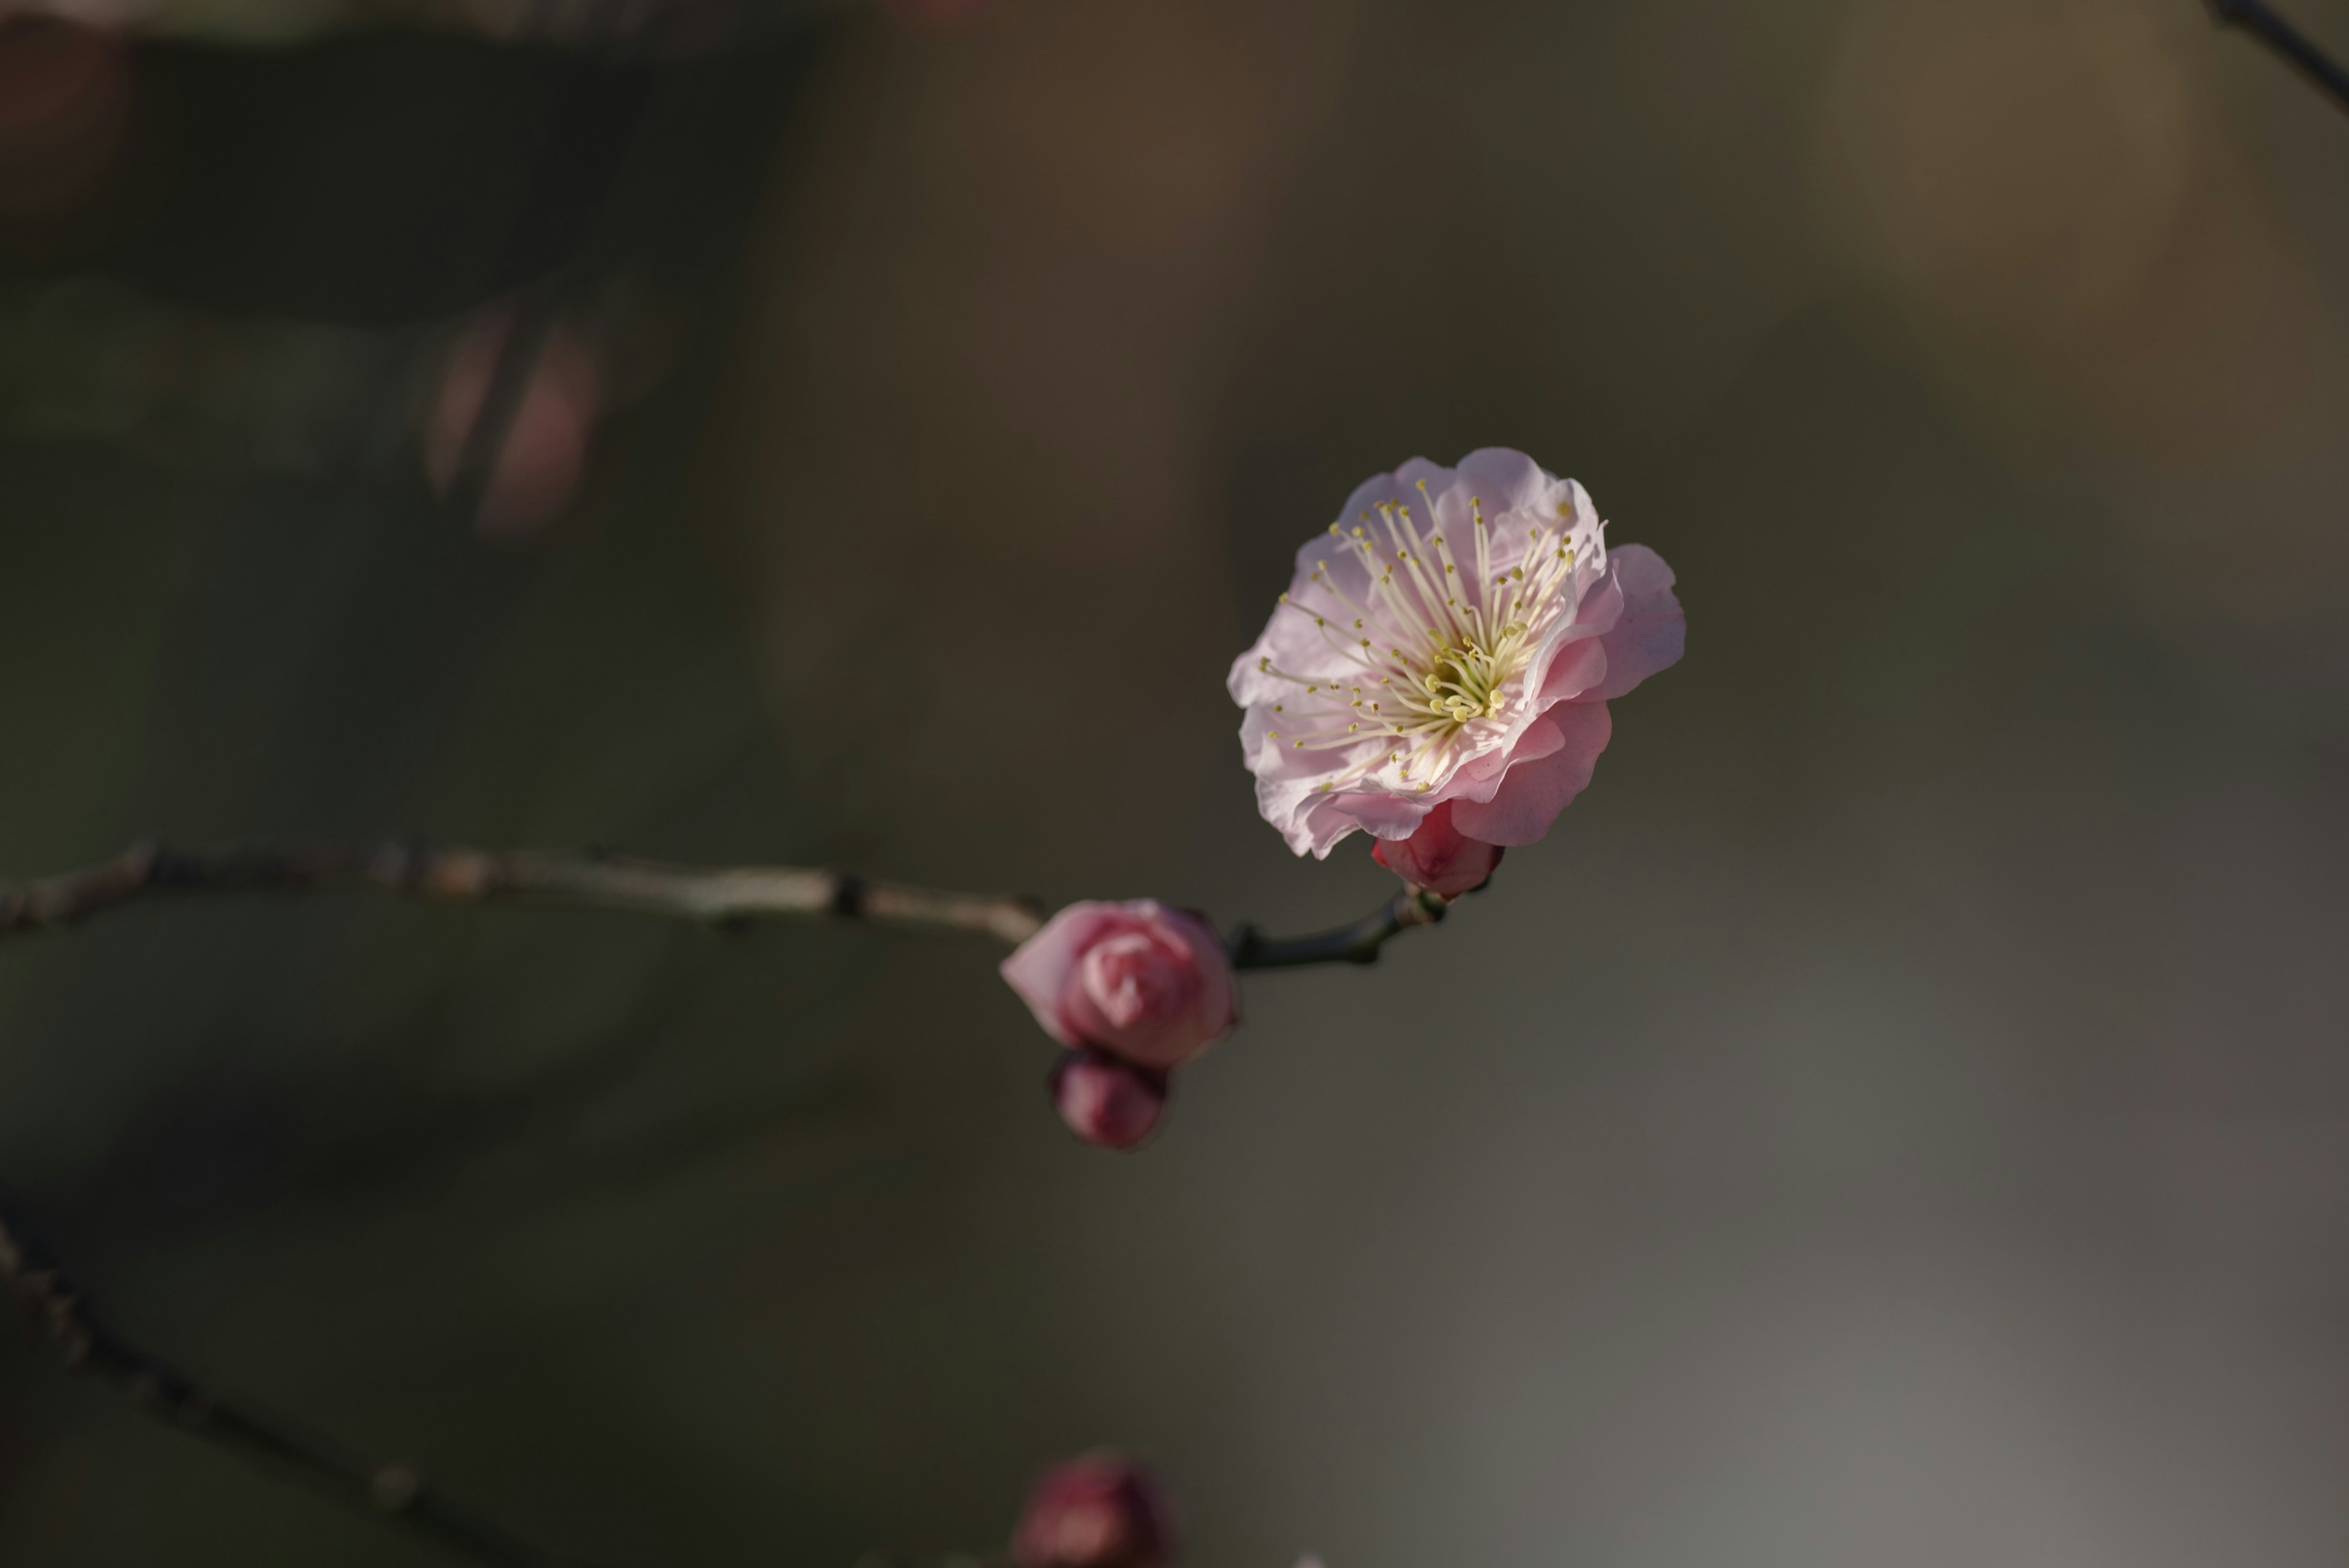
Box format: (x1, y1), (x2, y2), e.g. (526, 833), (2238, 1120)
(1452, 702), (1614, 845)
(1592, 543), (1684, 700)
(1536, 634), (1609, 707)
(1453, 447), (1551, 513)
(1334, 791), (1432, 841)
(1000, 904), (1118, 1049)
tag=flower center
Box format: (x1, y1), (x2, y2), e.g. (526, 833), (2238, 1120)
(1257, 483), (1589, 795)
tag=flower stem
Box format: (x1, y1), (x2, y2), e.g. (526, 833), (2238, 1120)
(0, 1205), (613, 1568)
(1225, 888), (1449, 970)
(2209, 0), (2349, 115)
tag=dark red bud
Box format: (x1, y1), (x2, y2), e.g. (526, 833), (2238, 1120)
(1012, 1452), (1179, 1568)
(1049, 1049), (1168, 1151)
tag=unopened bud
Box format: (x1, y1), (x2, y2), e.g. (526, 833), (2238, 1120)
(1370, 800), (1502, 898)
(1012, 1452), (1178, 1568)
(1050, 1050), (1168, 1151)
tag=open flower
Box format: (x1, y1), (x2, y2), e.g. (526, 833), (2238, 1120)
(1001, 901), (1238, 1072)
(1228, 448), (1682, 860)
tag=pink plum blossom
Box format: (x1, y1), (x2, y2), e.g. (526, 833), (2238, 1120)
(1228, 448), (1683, 862)
(1001, 901), (1238, 1072)
(1012, 1452), (1179, 1568)
(1050, 1049), (1168, 1151)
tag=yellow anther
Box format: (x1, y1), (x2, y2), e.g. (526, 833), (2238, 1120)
(1510, 567), (1523, 581)
(1353, 619), (1364, 628)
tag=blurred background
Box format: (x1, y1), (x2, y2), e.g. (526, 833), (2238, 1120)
(2, 0), (2348, 1562)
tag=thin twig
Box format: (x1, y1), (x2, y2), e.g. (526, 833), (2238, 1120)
(1225, 887), (1449, 970)
(2208, 0), (2349, 115)
(0, 841), (1455, 973)
(0, 841), (1050, 947)
(0, 1205), (615, 1568)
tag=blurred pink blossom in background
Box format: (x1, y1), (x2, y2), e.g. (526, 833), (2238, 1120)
(1229, 448), (1683, 861)
(424, 310), (604, 541)
(0, 14), (130, 228)
(1012, 1451), (1179, 1568)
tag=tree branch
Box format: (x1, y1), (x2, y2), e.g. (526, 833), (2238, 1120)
(1225, 887), (1449, 970)
(0, 841), (1457, 974)
(0, 1205), (615, 1568)
(2209, 0), (2349, 115)
(0, 841), (1050, 947)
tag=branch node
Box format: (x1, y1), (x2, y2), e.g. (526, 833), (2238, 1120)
(829, 873), (870, 920)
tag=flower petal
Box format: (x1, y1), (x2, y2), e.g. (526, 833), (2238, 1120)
(1536, 634), (1609, 707)
(1451, 702), (1614, 845)
(1592, 543), (1683, 700)
(1334, 790), (1433, 841)
(1453, 448), (1554, 514)
(1000, 904), (1118, 1048)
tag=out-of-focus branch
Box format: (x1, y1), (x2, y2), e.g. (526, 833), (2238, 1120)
(1225, 887), (1449, 970)
(0, 1206), (613, 1568)
(2209, 0), (2349, 115)
(0, 842), (1050, 947)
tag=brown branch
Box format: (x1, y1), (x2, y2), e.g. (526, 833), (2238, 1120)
(0, 841), (1455, 974)
(0, 1205), (617, 1568)
(1225, 886), (1450, 970)
(2209, 0), (2349, 115)
(0, 841), (1048, 948)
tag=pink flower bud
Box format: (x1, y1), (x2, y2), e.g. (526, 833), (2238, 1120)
(1368, 799), (1502, 897)
(1001, 901), (1238, 1072)
(1012, 1452), (1178, 1568)
(1049, 1049), (1168, 1151)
